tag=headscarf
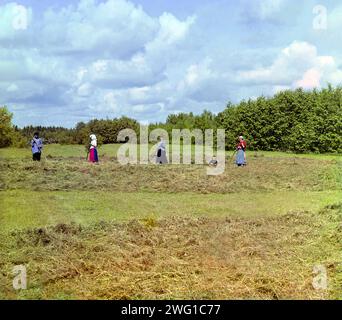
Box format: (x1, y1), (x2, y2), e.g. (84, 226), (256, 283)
(90, 134), (97, 148)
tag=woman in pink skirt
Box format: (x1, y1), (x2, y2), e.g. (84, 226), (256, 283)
(89, 134), (99, 163)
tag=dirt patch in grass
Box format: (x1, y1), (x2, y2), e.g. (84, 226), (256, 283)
(1, 204), (341, 300)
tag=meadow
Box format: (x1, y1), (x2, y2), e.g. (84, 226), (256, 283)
(0, 144), (341, 299)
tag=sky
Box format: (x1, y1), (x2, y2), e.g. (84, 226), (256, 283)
(1, 0), (342, 127)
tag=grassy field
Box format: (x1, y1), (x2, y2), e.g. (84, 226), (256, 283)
(1, 144), (341, 161)
(0, 144), (341, 299)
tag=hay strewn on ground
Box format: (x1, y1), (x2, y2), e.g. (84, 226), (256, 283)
(0, 150), (341, 300)
(0, 157), (340, 193)
(0, 204), (341, 300)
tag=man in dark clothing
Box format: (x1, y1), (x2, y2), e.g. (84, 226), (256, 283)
(31, 132), (43, 161)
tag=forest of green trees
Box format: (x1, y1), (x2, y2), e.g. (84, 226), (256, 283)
(1, 86), (341, 153)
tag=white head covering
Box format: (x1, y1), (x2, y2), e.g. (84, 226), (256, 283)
(90, 134), (97, 148)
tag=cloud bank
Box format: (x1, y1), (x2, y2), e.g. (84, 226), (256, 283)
(0, 0), (341, 127)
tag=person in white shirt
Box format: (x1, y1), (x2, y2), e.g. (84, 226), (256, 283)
(89, 134), (99, 163)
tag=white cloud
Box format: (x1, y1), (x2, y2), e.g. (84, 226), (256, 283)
(102, 92), (120, 112)
(179, 59), (214, 90)
(128, 87), (150, 102)
(7, 83), (18, 92)
(273, 85), (291, 94)
(259, 0), (285, 19)
(295, 69), (321, 89)
(132, 103), (164, 114)
(84, 53), (165, 89)
(1, 0), (342, 127)
(329, 4), (342, 29)
(40, 0), (158, 57)
(238, 41), (342, 90)
(77, 83), (93, 97)
(186, 61), (213, 87)
(149, 13), (196, 47)
(0, 0), (198, 124)
(241, 0), (285, 21)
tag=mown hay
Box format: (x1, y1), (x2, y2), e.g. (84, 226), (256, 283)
(0, 157), (339, 193)
(1, 204), (341, 300)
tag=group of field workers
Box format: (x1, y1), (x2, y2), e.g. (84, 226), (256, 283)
(31, 132), (247, 167)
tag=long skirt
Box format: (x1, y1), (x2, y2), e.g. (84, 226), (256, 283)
(33, 152), (41, 161)
(236, 149), (245, 166)
(89, 148), (99, 163)
(156, 149), (168, 164)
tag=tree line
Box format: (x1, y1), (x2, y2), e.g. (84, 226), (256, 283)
(1, 86), (341, 153)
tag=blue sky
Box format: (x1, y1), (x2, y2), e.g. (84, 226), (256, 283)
(1, 0), (341, 127)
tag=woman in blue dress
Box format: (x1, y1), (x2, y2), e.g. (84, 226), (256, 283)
(236, 136), (246, 167)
